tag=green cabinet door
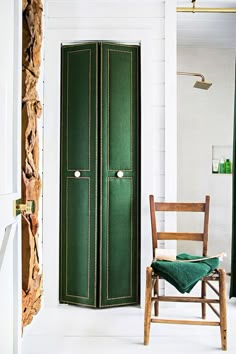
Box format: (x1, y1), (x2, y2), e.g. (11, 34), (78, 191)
(60, 43), (98, 307)
(100, 43), (140, 307)
(60, 42), (140, 308)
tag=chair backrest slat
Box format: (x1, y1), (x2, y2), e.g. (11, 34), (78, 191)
(149, 195), (210, 259)
(157, 232), (204, 241)
(155, 202), (205, 212)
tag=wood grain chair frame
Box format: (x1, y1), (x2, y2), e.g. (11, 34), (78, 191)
(144, 195), (227, 350)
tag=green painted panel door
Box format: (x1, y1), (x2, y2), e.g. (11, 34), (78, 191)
(60, 42), (140, 308)
(100, 43), (140, 307)
(60, 43), (98, 307)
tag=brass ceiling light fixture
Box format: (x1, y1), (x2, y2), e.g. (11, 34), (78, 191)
(177, 71), (212, 90)
(177, 0), (236, 13)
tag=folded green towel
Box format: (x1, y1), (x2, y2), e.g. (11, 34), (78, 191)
(151, 253), (219, 294)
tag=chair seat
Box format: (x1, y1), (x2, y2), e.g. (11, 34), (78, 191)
(153, 269), (220, 281)
(151, 253), (220, 293)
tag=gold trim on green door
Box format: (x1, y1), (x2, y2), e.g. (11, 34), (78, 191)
(65, 177), (90, 300)
(106, 177), (134, 301)
(66, 49), (92, 172)
(107, 49), (133, 171)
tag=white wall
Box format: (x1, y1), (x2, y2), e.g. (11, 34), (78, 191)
(177, 47), (236, 272)
(42, 0), (177, 308)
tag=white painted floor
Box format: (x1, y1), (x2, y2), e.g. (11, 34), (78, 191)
(22, 296), (236, 354)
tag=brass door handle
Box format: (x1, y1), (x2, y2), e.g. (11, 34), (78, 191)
(14, 199), (35, 216)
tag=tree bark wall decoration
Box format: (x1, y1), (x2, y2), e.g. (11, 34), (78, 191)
(22, 0), (43, 328)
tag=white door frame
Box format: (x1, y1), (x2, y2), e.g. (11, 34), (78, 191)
(0, 0), (22, 353)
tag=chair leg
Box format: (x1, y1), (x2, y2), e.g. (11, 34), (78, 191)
(201, 279), (206, 319)
(144, 267), (153, 345)
(154, 275), (159, 316)
(218, 269), (227, 351)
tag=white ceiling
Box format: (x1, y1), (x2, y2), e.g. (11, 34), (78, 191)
(177, 0), (236, 49)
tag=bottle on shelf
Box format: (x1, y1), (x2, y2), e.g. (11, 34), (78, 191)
(212, 159), (219, 173)
(225, 158), (231, 174)
(219, 157), (225, 173)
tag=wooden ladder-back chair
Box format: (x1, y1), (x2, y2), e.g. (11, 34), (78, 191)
(144, 195), (227, 350)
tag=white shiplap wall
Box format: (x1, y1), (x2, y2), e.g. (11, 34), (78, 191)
(42, 0), (177, 307)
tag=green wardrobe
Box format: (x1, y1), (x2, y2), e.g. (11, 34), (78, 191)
(59, 42), (140, 308)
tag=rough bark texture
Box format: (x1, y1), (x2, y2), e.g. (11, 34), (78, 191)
(22, 0), (43, 329)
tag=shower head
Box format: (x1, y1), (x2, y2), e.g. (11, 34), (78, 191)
(193, 80), (212, 90)
(177, 71), (212, 90)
